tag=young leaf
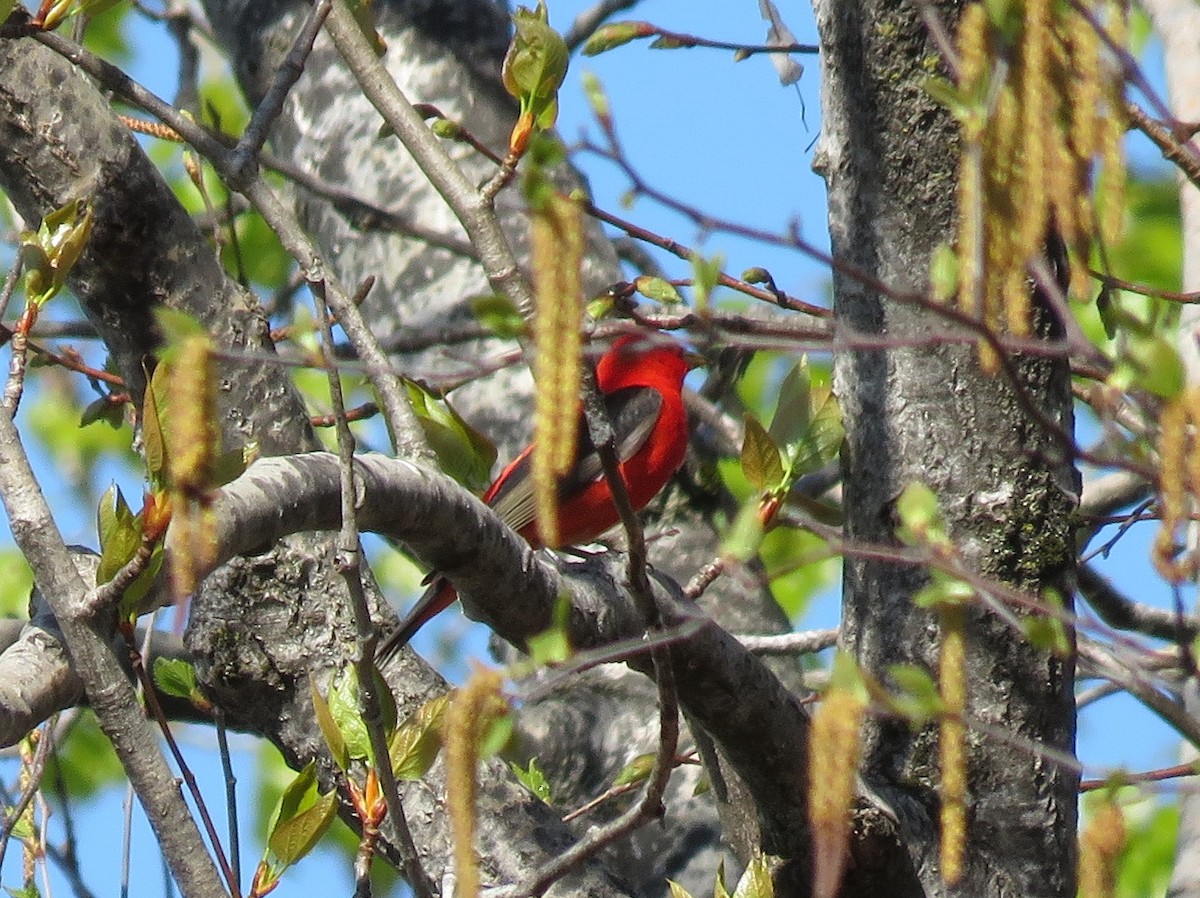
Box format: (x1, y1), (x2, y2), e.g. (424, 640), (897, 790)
(788, 390), (843, 477)
(732, 855), (773, 898)
(887, 664), (944, 725)
(403, 378), (498, 491)
(142, 361), (169, 485)
(390, 693), (449, 781)
(525, 594), (573, 666)
(311, 678), (349, 771)
(613, 752), (654, 787)
(95, 484), (140, 586)
(722, 497), (766, 563)
(912, 572), (974, 609)
(895, 481), (947, 547)
(20, 197), (93, 304)
(691, 253), (724, 308)
(502, 1), (568, 152)
(581, 20), (651, 56)
(633, 275), (683, 305)
(667, 879), (695, 898)
(580, 71), (611, 126)
(470, 294), (526, 340)
(741, 414), (784, 492)
(265, 762), (336, 867)
(768, 359), (813, 448)
(268, 790), (337, 868)
(329, 668), (373, 765)
(152, 657), (199, 702)
(510, 758), (552, 801)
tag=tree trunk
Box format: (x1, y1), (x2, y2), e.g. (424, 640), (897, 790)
(813, 1), (1080, 895)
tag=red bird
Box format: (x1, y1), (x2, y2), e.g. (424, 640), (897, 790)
(377, 334), (695, 661)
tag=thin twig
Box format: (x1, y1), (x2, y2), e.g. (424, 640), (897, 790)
(310, 276), (436, 898)
(227, 0), (331, 181)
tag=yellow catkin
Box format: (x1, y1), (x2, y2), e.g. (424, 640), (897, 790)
(808, 686), (866, 898)
(1099, 0), (1128, 245)
(117, 114), (184, 142)
(939, 604), (968, 885)
(1078, 799), (1125, 898)
(985, 85), (1021, 362)
(531, 191), (585, 547)
(166, 337), (217, 495)
(1155, 396), (1188, 582)
(444, 670), (505, 898)
(955, 3), (989, 332)
(1016, 0), (1050, 266)
(165, 337), (219, 601)
(1067, 5), (1102, 162)
(1182, 389), (1200, 582)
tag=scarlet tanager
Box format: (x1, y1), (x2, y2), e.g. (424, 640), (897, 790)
(376, 334), (695, 661)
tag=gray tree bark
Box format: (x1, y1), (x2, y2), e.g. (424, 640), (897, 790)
(813, 1), (1079, 896)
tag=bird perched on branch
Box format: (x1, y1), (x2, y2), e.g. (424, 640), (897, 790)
(377, 333), (696, 661)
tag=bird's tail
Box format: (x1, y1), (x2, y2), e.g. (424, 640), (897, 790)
(375, 576), (457, 666)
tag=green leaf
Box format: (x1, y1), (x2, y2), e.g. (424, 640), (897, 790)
(929, 243), (958, 302)
(154, 307), (207, 353)
(581, 20), (650, 56)
(912, 573), (974, 609)
(329, 669), (372, 764)
(95, 483), (138, 585)
(153, 657), (199, 701)
(525, 594), (573, 666)
(722, 497), (766, 563)
(45, 713), (124, 797)
(828, 651), (868, 702)
(311, 678), (349, 771)
(404, 377), (498, 491)
(714, 858), (731, 898)
(265, 762), (337, 867)
(613, 752), (654, 787)
(502, 1), (568, 133)
(580, 71), (610, 123)
(767, 359), (812, 448)
(79, 395), (125, 429)
(77, 0), (126, 17)
(666, 881), (695, 898)
(390, 694), (448, 781)
(1110, 332), (1185, 399)
(691, 253), (723, 308)
(741, 414), (784, 492)
(142, 361), (168, 484)
(786, 389), (843, 477)
(887, 664), (944, 725)
(895, 482), (947, 546)
(471, 294), (526, 340)
(732, 856), (773, 898)
(1023, 589), (1071, 656)
(268, 790), (337, 868)
(633, 275), (683, 305)
(0, 550), (32, 618)
(479, 710), (514, 760)
(510, 757), (552, 801)
(20, 198), (93, 305)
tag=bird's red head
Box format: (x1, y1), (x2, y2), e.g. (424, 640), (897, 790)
(595, 334), (697, 392)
